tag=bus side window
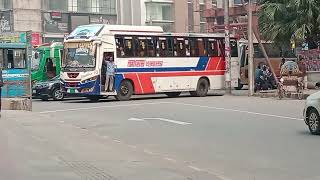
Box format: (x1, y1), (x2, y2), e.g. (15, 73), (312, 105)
(147, 37), (156, 57)
(190, 38), (198, 57)
(124, 37), (134, 57)
(167, 37), (174, 57)
(185, 39), (190, 57)
(137, 37), (147, 57)
(159, 37), (167, 57)
(175, 37), (186, 57)
(217, 39), (225, 57)
(230, 40), (238, 57)
(197, 38), (206, 56)
(116, 37), (125, 57)
(207, 39), (218, 57)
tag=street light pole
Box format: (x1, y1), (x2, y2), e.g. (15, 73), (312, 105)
(224, 0), (232, 94)
(248, 0), (254, 96)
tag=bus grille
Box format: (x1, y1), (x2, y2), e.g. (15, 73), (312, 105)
(67, 73), (79, 78)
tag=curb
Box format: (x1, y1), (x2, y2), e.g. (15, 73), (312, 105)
(253, 92), (310, 100)
(2, 98), (31, 111)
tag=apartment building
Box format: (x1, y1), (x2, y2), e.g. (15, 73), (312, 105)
(0, 0), (117, 44)
(118, 0), (214, 33)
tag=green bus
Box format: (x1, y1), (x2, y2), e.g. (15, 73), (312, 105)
(31, 42), (63, 83)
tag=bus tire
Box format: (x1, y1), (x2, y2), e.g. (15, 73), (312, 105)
(191, 78), (209, 97)
(88, 96), (100, 102)
(165, 92), (181, 98)
(116, 80), (134, 101)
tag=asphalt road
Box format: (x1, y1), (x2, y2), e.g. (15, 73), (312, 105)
(2, 93), (316, 180)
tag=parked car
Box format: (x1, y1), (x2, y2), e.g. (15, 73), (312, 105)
(304, 91), (320, 134)
(33, 76), (64, 101)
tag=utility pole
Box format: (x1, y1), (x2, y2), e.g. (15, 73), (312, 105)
(248, 0), (254, 96)
(224, 0), (232, 94)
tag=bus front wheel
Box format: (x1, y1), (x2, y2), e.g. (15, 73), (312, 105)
(190, 78), (209, 97)
(116, 80), (134, 101)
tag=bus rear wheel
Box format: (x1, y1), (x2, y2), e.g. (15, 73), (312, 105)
(165, 92), (181, 98)
(190, 78), (209, 97)
(116, 80), (134, 101)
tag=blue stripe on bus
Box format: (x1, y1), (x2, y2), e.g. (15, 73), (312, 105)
(116, 57), (210, 73)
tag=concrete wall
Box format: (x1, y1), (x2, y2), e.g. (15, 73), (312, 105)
(12, 0), (42, 32)
(132, 0), (142, 25)
(174, 0), (188, 33)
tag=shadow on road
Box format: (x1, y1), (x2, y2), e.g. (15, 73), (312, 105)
(61, 93), (224, 104)
(296, 130), (315, 136)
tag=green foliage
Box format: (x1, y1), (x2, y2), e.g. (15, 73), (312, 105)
(259, 0), (320, 47)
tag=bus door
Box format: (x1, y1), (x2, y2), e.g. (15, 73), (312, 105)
(101, 52), (115, 93)
(239, 44), (249, 85)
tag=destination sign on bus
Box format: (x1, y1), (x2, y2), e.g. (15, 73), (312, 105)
(128, 60), (163, 67)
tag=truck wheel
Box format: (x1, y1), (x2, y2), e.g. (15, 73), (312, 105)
(116, 80), (134, 101)
(190, 78), (209, 97)
(52, 88), (64, 101)
(165, 92), (181, 98)
(308, 109), (320, 135)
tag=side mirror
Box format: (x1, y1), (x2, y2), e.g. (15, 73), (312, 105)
(34, 52), (39, 59)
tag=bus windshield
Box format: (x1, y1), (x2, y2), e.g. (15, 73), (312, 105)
(63, 42), (96, 68)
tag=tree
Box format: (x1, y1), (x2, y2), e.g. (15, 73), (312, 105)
(259, 0), (320, 48)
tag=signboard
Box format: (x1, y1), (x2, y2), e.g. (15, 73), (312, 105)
(68, 24), (104, 39)
(0, 32), (41, 46)
(90, 15), (117, 24)
(0, 11), (11, 33)
(43, 12), (69, 33)
(298, 49), (320, 72)
(2, 69), (30, 97)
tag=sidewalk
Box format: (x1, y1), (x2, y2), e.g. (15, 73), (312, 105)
(253, 89), (318, 99)
(2, 98), (31, 111)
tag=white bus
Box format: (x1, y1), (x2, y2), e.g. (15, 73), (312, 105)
(60, 25), (240, 101)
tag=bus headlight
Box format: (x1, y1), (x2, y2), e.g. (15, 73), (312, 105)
(81, 76), (98, 84)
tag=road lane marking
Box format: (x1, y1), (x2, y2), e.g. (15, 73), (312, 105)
(37, 102), (170, 114)
(143, 149), (155, 155)
(128, 117), (192, 125)
(128, 145), (137, 149)
(128, 117), (145, 121)
(188, 165), (203, 172)
(168, 102), (303, 121)
(164, 157), (177, 163)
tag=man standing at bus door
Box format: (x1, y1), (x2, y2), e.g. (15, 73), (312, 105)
(105, 53), (115, 92)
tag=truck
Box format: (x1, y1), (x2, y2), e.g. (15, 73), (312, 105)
(31, 42), (63, 83)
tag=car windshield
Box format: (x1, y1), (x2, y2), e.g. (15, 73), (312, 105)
(63, 42), (96, 68)
(31, 50), (42, 71)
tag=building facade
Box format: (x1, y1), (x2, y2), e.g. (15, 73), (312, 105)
(0, 0), (117, 45)
(204, 0), (260, 39)
(118, 0), (214, 33)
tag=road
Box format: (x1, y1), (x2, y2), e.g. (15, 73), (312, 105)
(1, 93), (316, 180)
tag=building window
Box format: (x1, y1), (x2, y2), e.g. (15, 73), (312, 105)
(146, 3), (173, 21)
(45, 0), (116, 14)
(47, 0), (68, 11)
(68, 0), (78, 12)
(0, 0), (12, 9)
